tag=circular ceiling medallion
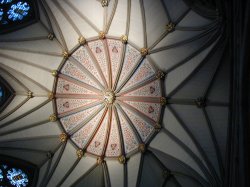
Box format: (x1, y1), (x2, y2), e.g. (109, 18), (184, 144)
(55, 37), (165, 158)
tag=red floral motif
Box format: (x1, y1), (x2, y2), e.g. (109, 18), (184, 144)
(150, 86), (155, 94)
(96, 47), (102, 53)
(107, 39), (123, 86)
(63, 84), (69, 91)
(63, 102), (69, 108)
(111, 144), (117, 150)
(61, 61), (97, 88)
(148, 106), (154, 113)
(112, 46), (118, 53)
(95, 141), (101, 147)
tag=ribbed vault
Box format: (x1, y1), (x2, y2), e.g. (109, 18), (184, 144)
(0, 0), (229, 187)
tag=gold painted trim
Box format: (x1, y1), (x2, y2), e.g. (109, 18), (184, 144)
(120, 35), (128, 44)
(59, 133), (68, 142)
(99, 31), (106, 39)
(47, 33), (55, 40)
(138, 143), (146, 153)
(51, 70), (58, 77)
(101, 0), (109, 7)
(195, 97), (206, 108)
(166, 22), (175, 33)
(62, 51), (69, 59)
(76, 149), (84, 158)
(118, 155), (126, 164)
(49, 114), (57, 122)
(48, 92), (54, 100)
(140, 48), (148, 56)
(156, 71), (165, 79)
(155, 123), (162, 132)
(97, 156), (104, 164)
(162, 170), (170, 178)
(160, 97), (167, 106)
(27, 91), (34, 99)
(78, 36), (86, 45)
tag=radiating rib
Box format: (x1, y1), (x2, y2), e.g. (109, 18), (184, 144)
(150, 26), (218, 54)
(118, 79), (162, 98)
(0, 45), (62, 57)
(53, 0), (82, 36)
(57, 74), (101, 95)
(72, 46), (106, 88)
(63, 105), (104, 135)
(60, 60), (103, 91)
(69, 57), (105, 90)
(41, 142), (67, 187)
(112, 41), (126, 91)
(87, 108), (111, 156)
(104, 0), (118, 34)
(70, 107), (107, 146)
(140, 0), (147, 48)
(101, 107), (113, 156)
(115, 45), (142, 92)
(55, 158), (81, 187)
(0, 119), (49, 137)
(120, 105), (155, 143)
(84, 44), (109, 88)
(88, 40), (110, 87)
(106, 39), (124, 88)
(167, 105), (221, 184)
(41, 0), (68, 51)
(63, 0), (100, 33)
(0, 99), (50, 129)
(202, 108), (224, 178)
(164, 30), (221, 74)
(0, 67), (29, 91)
(116, 104), (140, 155)
(118, 100), (162, 123)
(125, 0), (131, 35)
(119, 58), (158, 93)
(113, 105), (126, 156)
(0, 52), (51, 72)
(167, 32), (222, 97)
(103, 39), (113, 88)
(105, 108), (122, 157)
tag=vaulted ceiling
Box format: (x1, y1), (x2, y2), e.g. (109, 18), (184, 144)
(0, 0), (230, 186)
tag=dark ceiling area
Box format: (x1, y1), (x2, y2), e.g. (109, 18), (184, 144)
(0, 0), (249, 186)
(223, 0), (250, 186)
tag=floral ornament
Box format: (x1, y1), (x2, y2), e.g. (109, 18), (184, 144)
(0, 0), (13, 4)
(7, 168), (29, 187)
(7, 1), (30, 21)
